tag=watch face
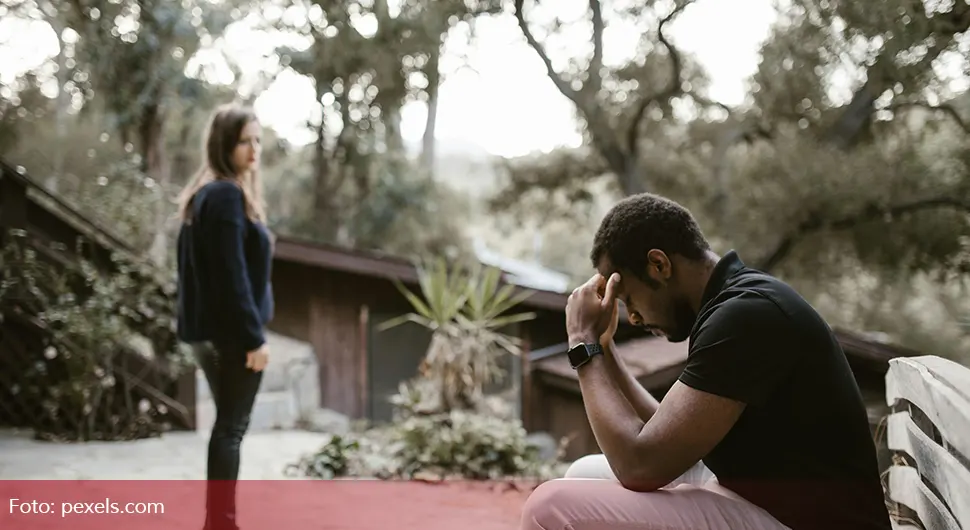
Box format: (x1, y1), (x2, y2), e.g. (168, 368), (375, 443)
(568, 344), (589, 368)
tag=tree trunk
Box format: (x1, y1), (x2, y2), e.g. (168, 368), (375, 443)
(141, 103), (171, 266)
(171, 118), (193, 188)
(420, 44), (440, 180)
(824, 61), (889, 149)
(709, 122), (746, 230)
(312, 97), (341, 242)
(50, 15), (69, 193)
(384, 105), (404, 156)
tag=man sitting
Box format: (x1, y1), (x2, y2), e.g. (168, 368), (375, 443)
(521, 193), (892, 530)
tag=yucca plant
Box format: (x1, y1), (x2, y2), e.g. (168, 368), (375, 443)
(379, 257), (536, 413)
(458, 262), (538, 400)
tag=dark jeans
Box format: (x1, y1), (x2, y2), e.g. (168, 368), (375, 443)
(192, 342), (263, 530)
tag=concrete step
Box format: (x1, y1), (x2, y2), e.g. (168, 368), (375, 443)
(195, 390), (299, 433)
(195, 392), (352, 435)
(192, 332), (321, 431)
(194, 357), (317, 401)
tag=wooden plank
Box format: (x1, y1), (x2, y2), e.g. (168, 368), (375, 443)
(115, 363), (191, 424)
(174, 367), (197, 431)
(886, 356), (970, 462)
(0, 169), (28, 229)
(520, 326), (533, 431)
(888, 412), (970, 529)
(887, 465), (961, 530)
(917, 356), (970, 402)
(358, 304), (369, 419)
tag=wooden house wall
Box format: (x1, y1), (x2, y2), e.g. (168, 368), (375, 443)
(269, 256), (569, 422)
(270, 259), (387, 418)
(0, 171), (27, 231)
(525, 311), (568, 352)
(528, 370), (677, 461)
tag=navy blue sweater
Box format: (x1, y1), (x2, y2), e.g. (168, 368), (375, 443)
(176, 180), (274, 355)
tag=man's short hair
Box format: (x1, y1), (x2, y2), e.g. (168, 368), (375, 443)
(590, 193), (711, 279)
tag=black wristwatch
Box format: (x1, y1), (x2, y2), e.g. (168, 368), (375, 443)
(567, 341), (604, 369)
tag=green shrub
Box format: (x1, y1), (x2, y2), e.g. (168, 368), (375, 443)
(287, 409), (567, 482)
(285, 434), (360, 479)
(387, 409), (545, 480)
(0, 229), (188, 441)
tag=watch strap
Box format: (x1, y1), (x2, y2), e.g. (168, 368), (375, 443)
(568, 341), (604, 369)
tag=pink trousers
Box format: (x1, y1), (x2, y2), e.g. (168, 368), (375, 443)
(521, 454), (790, 530)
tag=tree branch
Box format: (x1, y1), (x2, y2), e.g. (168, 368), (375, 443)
(756, 195), (970, 272)
(587, 0), (604, 94)
(513, 0), (586, 112)
(625, 0), (691, 157)
(888, 101), (970, 134)
(826, 3), (970, 148)
(690, 94), (732, 116)
(515, 0), (637, 192)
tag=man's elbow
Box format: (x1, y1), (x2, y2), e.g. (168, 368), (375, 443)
(616, 473), (668, 493)
(616, 462), (670, 492)
(614, 464), (672, 493)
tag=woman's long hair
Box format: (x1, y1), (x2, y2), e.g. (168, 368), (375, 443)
(177, 104), (266, 224)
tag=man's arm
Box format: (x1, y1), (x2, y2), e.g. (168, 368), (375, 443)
(565, 273), (797, 492)
(576, 353), (744, 491)
(602, 339), (660, 422)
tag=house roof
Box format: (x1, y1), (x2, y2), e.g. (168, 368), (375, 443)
(272, 235), (571, 312)
(0, 159), (133, 255)
(533, 336), (689, 391)
(832, 328), (923, 368)
(472, 237), (571, 293)
(531, 327), (923, 391)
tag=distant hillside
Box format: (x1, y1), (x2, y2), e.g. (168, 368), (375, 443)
(403, 137), (504, 199)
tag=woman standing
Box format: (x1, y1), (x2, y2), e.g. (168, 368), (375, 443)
(175, 104), (274, 530)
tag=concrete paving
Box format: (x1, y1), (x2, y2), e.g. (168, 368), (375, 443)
(0, 427), (332, 480)
(0, 427), (533, 530)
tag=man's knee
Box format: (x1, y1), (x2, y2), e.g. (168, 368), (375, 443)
(563, 454), (617, 480)
(520, 480), (579, 530)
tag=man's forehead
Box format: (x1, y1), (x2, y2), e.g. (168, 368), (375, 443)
(594, 258), (625, 292)
(594, 255), (615, 275)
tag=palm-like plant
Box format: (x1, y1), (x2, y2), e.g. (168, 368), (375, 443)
(379, 257), (536, 413)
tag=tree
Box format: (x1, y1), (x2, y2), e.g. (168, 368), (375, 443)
(495, 0), (970, 360)
(57, 0), (250, 264)
(406, 0), (504, 179)
(276, 0), (500, 242)
(500, 0), (970, 276)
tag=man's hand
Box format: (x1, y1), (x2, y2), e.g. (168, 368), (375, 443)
(246, 344), (269, 372)
(601, 276), (621, 347)
(567, 273), (620, 348)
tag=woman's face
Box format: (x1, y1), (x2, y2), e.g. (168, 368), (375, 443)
(231, 120), (261, 175)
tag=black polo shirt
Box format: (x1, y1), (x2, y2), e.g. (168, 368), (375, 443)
(679, 251), (892, 530)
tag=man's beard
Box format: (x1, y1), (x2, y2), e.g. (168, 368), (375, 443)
(663, 296), (698, 343)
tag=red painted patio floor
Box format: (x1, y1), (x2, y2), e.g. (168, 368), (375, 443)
(0, 479), (539, 530)
(328, 482), (532, 530)
(309, 480), (535, 529)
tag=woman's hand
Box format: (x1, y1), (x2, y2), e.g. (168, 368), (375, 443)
(246, 344), (270, 372)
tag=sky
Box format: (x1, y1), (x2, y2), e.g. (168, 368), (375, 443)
(0, 0), (779, 158)
(250, 0), (779, 157)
